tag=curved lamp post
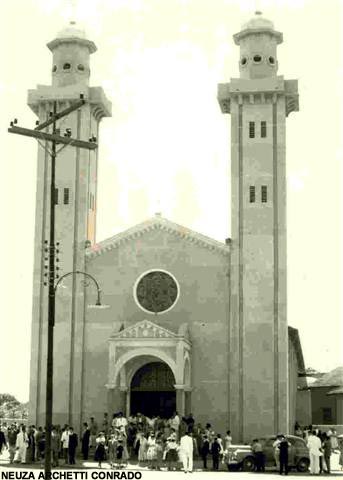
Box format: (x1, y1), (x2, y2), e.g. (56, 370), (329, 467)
(55, 270), (109, 308)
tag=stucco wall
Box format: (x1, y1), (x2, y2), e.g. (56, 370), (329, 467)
(311, 387), (338, 425)
(83, 228), (230, 431)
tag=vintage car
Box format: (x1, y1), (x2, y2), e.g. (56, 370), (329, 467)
(226, 435), (310, 472)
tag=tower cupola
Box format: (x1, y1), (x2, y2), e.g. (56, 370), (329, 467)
(47, 21), (96, 87)
(233, 11), (283, 80)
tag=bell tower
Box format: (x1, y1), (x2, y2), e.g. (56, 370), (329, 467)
(29, 22), (111, 428)
(218, 12), (299, 441)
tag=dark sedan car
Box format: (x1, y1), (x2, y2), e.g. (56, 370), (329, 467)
(226, 434), (310, 472)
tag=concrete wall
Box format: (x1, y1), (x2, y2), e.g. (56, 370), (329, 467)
(311, 387), (337, 425)
(228, 84), (290, 442)
(296, 390), (312, 427)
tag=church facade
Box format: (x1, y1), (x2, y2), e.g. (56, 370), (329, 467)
(29, 13), (307, 442)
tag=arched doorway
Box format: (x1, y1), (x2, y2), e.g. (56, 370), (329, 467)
(130, 362), (176, 418)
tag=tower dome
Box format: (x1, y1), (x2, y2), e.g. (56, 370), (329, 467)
(241, 11), (275, 31)
(47, 21), (96, 88)
(233, 11), (282, 80)
(47, 21), (96, 53)
(234, 11), (282, 46)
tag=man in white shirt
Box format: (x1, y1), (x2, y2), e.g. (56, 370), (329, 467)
(115, 412), (128, 430)
(307, 430), (322, 475)
(273, 435), (282, 469)
(61, 427), (70, 464)
(180, 431), (193, 473)
(15, 426), (29, 464)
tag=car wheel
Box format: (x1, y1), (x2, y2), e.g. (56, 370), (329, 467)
(296, 457), (309, 472)
(242, 456), (256, 471)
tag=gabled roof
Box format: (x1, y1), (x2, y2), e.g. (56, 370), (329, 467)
(86, 214), (230, 258)
(310, 366), (343, 388)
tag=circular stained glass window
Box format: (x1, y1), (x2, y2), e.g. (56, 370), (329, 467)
(134, 270), (179, 314)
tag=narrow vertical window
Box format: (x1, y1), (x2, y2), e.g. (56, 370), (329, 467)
(54, 188), (59, 205)
(63, 188), (69, 205)
(249, 121), (255, 138)
(249, 186), (255, 203)
(261, 121), (267, 138)
(261, 185), (268, 203)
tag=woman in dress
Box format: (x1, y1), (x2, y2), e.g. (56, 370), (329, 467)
(117, 426), (129, 466)
(164, 437), (179, 471)
(94, 432), (106, 468)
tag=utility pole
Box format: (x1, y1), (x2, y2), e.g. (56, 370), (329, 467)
(8, 94), (97, 476)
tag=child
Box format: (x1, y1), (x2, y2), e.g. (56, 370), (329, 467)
(138, 433), (148, 466)
(108, 433), (117, 468)
(200, 435), (210, 470)
(94, 432), (106, 468)
(146, 432), (158, 469)
(155, 437), (164, 470)
(211, 436), (221, 471)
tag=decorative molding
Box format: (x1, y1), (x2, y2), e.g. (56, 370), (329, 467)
(105, 383), (116, 389)
(86, 215), (230, 258)
(217, 78), (299, 118)
(110, 319), (178, 340)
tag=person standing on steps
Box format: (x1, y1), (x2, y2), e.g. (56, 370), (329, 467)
(180, 431), (194, 473)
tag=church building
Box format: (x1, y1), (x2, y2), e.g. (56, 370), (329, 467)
(28, 12), (308, 442)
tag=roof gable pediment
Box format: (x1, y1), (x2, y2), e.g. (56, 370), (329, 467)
(111, 319), (177, 340)
(86, 215), (230, 258)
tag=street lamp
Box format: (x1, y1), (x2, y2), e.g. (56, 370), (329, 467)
(55, 270), (109, 309)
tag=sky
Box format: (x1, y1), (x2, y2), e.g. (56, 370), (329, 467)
(0, 0), (342, 403)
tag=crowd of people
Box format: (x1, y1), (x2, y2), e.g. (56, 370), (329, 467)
(0, 414), (343, 474)
(78, 412), (233, 472)
(0, 412), (232, 472)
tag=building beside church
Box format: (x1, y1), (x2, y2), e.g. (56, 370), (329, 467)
(29, 12), (308, 442)
(309, 366), (343, 425)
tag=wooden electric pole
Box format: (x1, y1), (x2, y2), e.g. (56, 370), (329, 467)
(8, 94), (97, 476)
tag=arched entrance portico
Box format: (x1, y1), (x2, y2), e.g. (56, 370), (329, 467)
(130, 361), (176, 417)
(105, 320), (192, 417)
